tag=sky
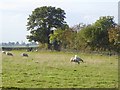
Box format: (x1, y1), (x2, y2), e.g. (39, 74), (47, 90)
(0, 0), (119, 43)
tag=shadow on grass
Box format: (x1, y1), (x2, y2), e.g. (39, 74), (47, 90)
(1, 87), (118, 90)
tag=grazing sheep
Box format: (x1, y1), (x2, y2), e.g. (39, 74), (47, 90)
(21, 53), (28, 57)
(75, 55), (84, 63)
(35, 49), (38, 52)
(2, 51), (6, 54)
(70, 56), (80, 64)
(6, 52), (13, 56)
(70, 55), (84, 64)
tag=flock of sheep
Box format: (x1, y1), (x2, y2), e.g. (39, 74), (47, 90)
(2, 51), (84, 64)
(2, 51), (29, 57)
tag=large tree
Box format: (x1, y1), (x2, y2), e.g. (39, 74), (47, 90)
(26, 6), (66, 49)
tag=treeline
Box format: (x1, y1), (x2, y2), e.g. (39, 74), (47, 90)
(27, 6), (120, 52)
(1, 41), (38, 47)
(49, 16), (120, 52)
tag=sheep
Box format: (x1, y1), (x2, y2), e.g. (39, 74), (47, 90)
(6, 52), (13, 56)
(35, 49), (38, 52)
(70, 56), (80, 64)
(70, 55), (84, 64)
(2, 51), (6, 54)
(21, 53), (28, 57)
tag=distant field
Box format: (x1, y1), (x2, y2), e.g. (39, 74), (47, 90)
(1, 50), (118, 88)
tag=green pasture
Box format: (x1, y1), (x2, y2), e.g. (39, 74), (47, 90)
(1, 50), (118, 88)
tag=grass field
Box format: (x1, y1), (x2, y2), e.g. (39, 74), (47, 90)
(1, 50), (118, 88)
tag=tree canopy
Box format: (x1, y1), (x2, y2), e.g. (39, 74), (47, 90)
(27, 6), (67, 48)
(76, 16), (118, 51)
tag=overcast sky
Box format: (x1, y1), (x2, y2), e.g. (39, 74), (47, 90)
(0, 0), (119, 43)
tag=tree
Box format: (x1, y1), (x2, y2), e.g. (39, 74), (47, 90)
(94, 16), (116, 50)
(77, 25), (97, 50)
(77, 16), (116, 51)
(49, 26), (76, 50)
(71, 23), (87, 33)
(27, 6), (67, 49)
(16, 42), (20, 45)
(49, 29), (63, 51)
(108, 25), (120, 52)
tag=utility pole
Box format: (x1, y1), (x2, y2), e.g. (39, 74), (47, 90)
(118, 1), (120, 25)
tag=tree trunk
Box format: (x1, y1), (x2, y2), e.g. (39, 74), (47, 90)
(47, 26), (51, 49)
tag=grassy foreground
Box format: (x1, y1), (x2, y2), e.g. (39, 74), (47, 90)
(1, 50), (118, 88)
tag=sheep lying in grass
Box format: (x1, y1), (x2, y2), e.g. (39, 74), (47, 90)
(6, 52), (13, 56)
(21, 53), (28, 57)
(70, 55), (84, 64)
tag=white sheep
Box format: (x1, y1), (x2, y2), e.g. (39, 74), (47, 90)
(6, 52), (13, 56)
(2, 51), (6, 54)
(70, 55), (84, 64)
(21, 53), (28, 57)
(35, 49), (38, 52)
